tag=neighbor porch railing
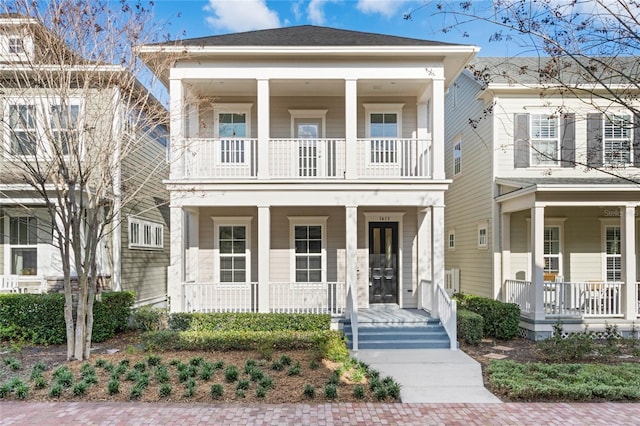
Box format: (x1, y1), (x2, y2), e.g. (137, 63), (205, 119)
(269, 282), (346, 315)
(183, 282), (259, 312)
(419, 279), (457, 350)
(503, 279), (624, 318)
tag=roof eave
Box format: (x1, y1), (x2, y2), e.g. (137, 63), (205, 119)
(137, 45), (479, 56)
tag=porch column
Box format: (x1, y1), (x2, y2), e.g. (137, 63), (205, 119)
(169, 77), (184, 180)
(344, 79), (358, 180)
(431, 204), (445, 318)
(430, 77), (445, 180)
(257, 205), (271, 312)
(501, 212), (511, 301)
(531, 205), (545, 320)
(168, 206), (185, 313)
(417, 207), (431, 310)
(257, 79), (270, 179)
(185, 208), (199, 283)
(621, 205), (637, 319)
(345, 206), (358, 313)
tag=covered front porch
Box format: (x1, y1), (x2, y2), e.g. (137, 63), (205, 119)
(497, 178), (639, 336)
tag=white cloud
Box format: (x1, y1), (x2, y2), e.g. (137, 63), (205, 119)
(307, 0), (340, 25)
(356, 0), (411, 18)
(204, 0), (280, 32)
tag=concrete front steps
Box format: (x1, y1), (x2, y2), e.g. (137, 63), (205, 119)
(343, 316), (451, 350)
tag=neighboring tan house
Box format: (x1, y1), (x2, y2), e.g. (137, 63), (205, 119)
(0, 15), (169, 307)
(444, 57), (640, 338)
(139, 25), (477, 347)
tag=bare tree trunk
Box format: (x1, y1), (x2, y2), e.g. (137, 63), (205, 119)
(63, 275), (75, 361)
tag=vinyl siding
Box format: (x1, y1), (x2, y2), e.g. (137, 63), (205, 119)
(444, 72), (495, 298)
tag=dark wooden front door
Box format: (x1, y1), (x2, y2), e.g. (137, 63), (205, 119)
(369, 222), (398, 304)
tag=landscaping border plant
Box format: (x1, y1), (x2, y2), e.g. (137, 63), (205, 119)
(454, 293), (520, 340)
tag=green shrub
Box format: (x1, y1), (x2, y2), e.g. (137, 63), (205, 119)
(168, 312), (331, 332)
(236, 379), (250, 391)
(224, 365), (239, 383)
(92, 292), (135, 342)
(72, 381), (88, 396)
(132, 306), (167, 331)
(458, 294), (520, 340)
(457, 309), (484, 345)
(353, 384), (365, 399)
(324, 383), (338, 399)
(210, 383), (224, 399)
(158, 383), (172, 398)
(108, 379), (119, 395)
(303, 384), (315, 398)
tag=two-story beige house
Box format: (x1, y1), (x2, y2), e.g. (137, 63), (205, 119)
(445, 57), (640, 338)
(140, 26), (478, 348)
(0, 15), (169, 306)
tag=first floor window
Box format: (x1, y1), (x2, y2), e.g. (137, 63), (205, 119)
(294, 225), (322, 282)
(129, 217), (164, 249)
(477, 222), (488, 249)
(218, 225), (247, 282)
(605, 225), (621, 281)
(10, 216), (38, 275)
(544, 226), (561, 274)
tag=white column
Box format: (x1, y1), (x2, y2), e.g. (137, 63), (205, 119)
(344, 79), (358, 180)
(501, 212), (511, 300)
(417, 208), (431, 309)
(168, 206), (185, 313)
(621, 205), (637, 319)
(257, 205), (270, 312)
(257, 79), (270, 179)
(345, 206), (358, 313)
(185, 208), (200, 283)
(431, 204), (445, 318)
(430, 77), (445, 180)
(531, 205), (545, 320)
(169, 78), (184, 180)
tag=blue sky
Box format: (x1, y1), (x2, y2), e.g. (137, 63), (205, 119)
(149, 0), (526, 57)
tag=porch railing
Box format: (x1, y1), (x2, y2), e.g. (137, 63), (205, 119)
(356, 138), (431, 178)
(269, 139), (346, 178)
(270, 282), (346, 315)
(503, 279), (624, 318)
(184, 138), (258, 178)
(419, 279), (457, 350)
(183, 282), (258, 312)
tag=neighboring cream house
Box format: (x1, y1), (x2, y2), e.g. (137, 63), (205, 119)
(445, 57), (640, 338)
(0, 15), (169, 306)
(139, 26), (477, 329)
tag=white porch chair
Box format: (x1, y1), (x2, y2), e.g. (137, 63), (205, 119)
(0, 275), (21, 293)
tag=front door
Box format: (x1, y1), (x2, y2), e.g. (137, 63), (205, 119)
(369, 222), (398, 304)
(295, 118), (323, 177)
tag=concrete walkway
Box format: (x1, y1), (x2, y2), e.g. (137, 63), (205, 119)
(353, 349), (501, 403)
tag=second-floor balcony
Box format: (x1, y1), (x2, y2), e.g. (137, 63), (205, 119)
(182, 137), (432, 180)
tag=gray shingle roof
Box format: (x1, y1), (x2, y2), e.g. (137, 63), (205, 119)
(469, 56), (640, 86)
(156, 25), (461, 47)
(498, 177), (639, 187)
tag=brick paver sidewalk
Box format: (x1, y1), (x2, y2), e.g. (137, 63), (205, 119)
(1, 402), (638, 425)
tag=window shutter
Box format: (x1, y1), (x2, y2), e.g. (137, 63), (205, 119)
(586, 113), (603, 167)
(560, 113), (575, 167)
(634, 113), (640, 167)
(514, 113), (530, 168)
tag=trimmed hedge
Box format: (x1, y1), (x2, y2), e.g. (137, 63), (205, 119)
(141, 329), (348, 360)
(168, 312), (331, 332)
(457, 309), (484, 345)
(0, 291), (135, 344)
(456, 294), (520, 340)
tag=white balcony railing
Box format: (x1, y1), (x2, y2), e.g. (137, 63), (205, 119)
(503, 279), (624, 318)
(183, 282), (258, 313)
(180, 138), (432, 179)
(270, 282), (346, 315)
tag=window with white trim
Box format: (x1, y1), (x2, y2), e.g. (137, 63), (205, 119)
(289, 217), (327, 283)
(8, 36), (24, 54)
(530, 114), (559, 166)
(8, 104), (37, 155)
(604, 114), (632, 165)
(604, 225), (621, 281)
(448, 230), (455, 250)
(129, 217), (164, 249)
(10, 216), (38, 275)
(214, 217), (252, 283)
(544, 226), (561, 274)
(453, 140), (461, 175)
(215, 104), (252, 164)
(50, 104), (79, 155)
(477, 222), (488, 249)
(364, 104), (403, 164)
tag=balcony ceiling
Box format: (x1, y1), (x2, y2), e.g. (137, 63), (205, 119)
(186, 78), (429, 97)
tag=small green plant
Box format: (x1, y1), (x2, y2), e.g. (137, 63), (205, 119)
(147, 355), (162, 367)
(178, 369), (190, 383)
(159, 383), (172, 398)
(210, 383), (224, 399)
(327, 371), (340, 386)
(108, 379), (120, 395)
(258, 375), (274, 390)
(14, 381), (29, 400)
(154, 366), (171, 384)
(133, 361), (147, 372)
(119, 359), (130, 368)
(83, 373), (98, 386)
(213, 360), (224, 370)
(279, 354), (292, 366)
(52, 366), (74, 388)
(235, 389), (246, 398)
(126, 370), (140, 382)
(0, 382), (12, 398)
(189, 356), (204, 367)
(168, 359), (180, 367)
(130, 385), (143, 400)
(32, 361), (47, 375)
(80, 363), (95, 376)
(271, 360), (284, 371)
(303, 384), (316, 398)
(224, 365), (239, 383)
(72, 381), (88, 396)
(309, 359), (319, 370)
(183, 378), (197, 397)
(353, 384), (365, 399)
(236, 379), (250, 391)
(247, 367), (264, 382)
(3, 357), (21, 371)
(94, 359), (107, 368)
(137, 374), (150, 389)
(256, 386), (267, 398)
(374, 386), (388, 401)
(386, 382), (401, 399)
(49, 383), (63, 398)
(324, 383), (338, 399)
(33, 376), (47, 390)
(287, 362), (301, 376)
(244, 359), (257, 372)
(200, 363), (214, 381)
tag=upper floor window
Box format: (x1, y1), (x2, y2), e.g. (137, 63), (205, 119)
(477, 222), (488, 249)
(129, 217), (163, 250)
(214, 104), (252, 164)
(8, 104), (37, 155)
(453, 140), (461, 175)
(530, 114), (558, 166)
(448, 230), (455, 250)
(603, 114), (632, 165)
(8, 36), (24, 54)
(1, 34), (32, 61)
(364, 103), (403, 164)
(50, 104), (79, 155)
